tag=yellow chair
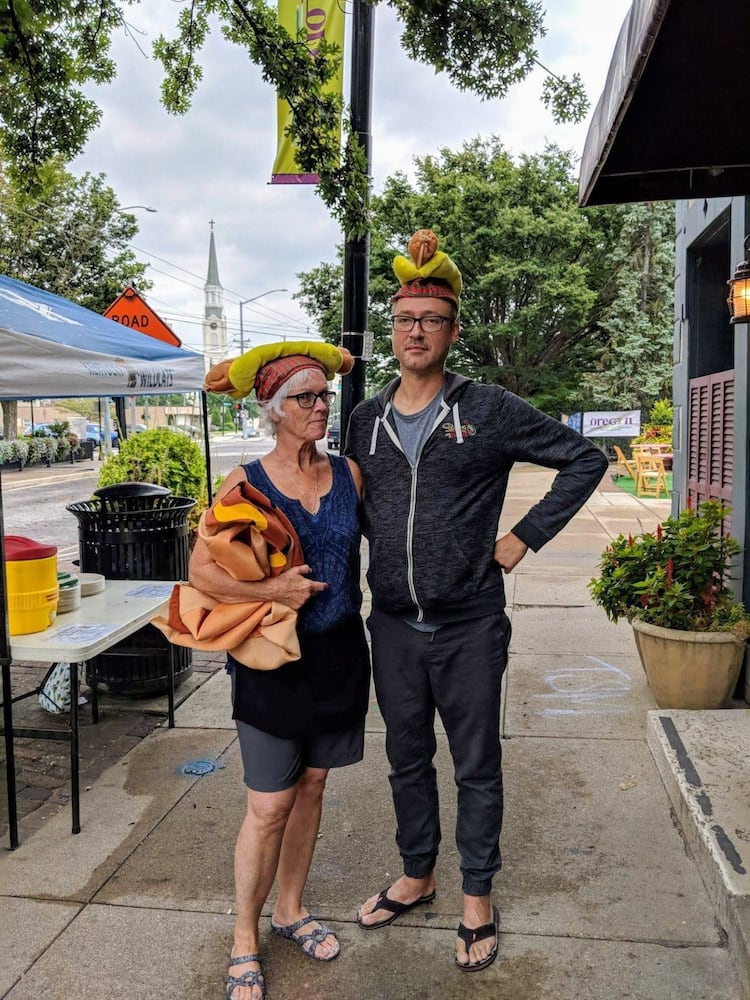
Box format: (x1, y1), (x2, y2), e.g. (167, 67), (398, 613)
(635, 453), (669, 497)
(613, 445), (637, 480)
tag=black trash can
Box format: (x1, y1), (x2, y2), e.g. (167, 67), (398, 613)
(66, 483), (197, 697)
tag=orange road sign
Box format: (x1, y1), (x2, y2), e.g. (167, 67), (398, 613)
(104, 286), (182, 346)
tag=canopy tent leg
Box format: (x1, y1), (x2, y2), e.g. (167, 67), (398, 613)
(0, 465), (19, 848)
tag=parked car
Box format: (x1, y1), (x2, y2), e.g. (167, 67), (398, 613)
(29, 422), (57, 437)
(29, 422), (76, 438)
(86, 422), (119, 447)
(327, 417), (340, 451)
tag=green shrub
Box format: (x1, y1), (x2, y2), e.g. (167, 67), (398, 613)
(27, 437), (48, 463)
(633, 424), (672, 446)
(12, 440), (29, 466)
(49, 420), (71, 437)
(649, 398), (673, 425)
(633, 398), (673, 446)
(98, 428), (208, 531)
(98, 428), (204, 495)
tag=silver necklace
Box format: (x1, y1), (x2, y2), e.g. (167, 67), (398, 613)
(275, 452), (320, 513)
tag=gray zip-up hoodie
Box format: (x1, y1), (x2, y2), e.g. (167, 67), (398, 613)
(346, 373), (608, 622)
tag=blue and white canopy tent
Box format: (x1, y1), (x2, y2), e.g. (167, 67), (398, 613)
(0, 274), (205, 398)
(0, 273), (209, 847)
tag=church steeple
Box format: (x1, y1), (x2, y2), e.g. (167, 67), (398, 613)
(202, 220), (228, 370)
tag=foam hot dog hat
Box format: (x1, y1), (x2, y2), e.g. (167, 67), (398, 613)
(204, 341), (354, 400)
(392, 228), (462, 305)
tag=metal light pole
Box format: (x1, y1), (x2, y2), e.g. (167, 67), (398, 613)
(118, 204), (158, 214)
(238, 288), (288, 438)
(340, 0), (374, 449)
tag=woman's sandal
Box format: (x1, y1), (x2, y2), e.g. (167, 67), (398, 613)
(356, 887), (437, 929)
(270, 914), (340, 961)
(226, 953), (265, 999)
(455, 904), (500, 972)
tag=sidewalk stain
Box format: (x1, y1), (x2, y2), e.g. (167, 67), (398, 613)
(179, 759), (223, 777)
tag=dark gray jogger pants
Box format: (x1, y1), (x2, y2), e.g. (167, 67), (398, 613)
(368, 608), (511, 896)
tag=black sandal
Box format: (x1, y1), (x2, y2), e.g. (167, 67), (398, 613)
(455, 904), (500, 972)
(356, 887), (436, 929)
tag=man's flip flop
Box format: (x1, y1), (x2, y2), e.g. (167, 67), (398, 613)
(455, 904), (500, 972)
(356, 887), (436, 930)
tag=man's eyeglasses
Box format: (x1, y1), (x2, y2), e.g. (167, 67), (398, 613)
(391, 315), (453, 334)
(287, 390), (337, 409)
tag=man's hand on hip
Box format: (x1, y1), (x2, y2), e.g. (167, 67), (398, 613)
(493, 532), (528, 573)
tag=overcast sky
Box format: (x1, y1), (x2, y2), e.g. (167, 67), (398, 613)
(72, 1), (632, 356)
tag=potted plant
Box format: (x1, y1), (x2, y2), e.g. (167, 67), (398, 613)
(632, 398), (673, 448)
(589, 499), (750, 709)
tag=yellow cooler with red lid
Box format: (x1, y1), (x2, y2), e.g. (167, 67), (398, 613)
(4, 536), (59, 635)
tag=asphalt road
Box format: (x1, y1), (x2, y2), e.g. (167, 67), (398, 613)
(0, 435), (278, 568)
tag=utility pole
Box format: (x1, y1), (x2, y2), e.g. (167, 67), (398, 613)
(339, 0), (374, 449)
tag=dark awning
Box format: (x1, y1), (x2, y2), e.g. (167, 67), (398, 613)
(579, 0), (750, 207)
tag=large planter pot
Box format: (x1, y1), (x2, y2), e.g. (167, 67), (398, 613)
(632, 619), (746, 709)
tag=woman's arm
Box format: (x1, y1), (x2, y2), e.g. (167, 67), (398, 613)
(187, 466), (327, 610)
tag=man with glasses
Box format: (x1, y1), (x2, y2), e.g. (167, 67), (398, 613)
(346, 229), (607, 971)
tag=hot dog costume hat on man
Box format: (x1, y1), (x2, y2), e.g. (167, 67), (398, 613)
(205, 341), (355, 400)
(392, 229), (462, 308)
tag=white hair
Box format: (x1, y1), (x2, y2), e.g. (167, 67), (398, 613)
(257, 367), (325, 437)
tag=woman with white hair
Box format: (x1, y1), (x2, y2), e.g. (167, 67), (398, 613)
(191, 344), (369, 1000)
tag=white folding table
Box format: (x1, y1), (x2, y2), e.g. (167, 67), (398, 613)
(2, 580), (176, 847)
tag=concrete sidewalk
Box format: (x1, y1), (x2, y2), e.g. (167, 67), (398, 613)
(2, 464), (748, 999)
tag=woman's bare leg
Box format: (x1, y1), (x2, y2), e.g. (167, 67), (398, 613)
(229, 785), (297, 999)
(272, 767), (338, 959)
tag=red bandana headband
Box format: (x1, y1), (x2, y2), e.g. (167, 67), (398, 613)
(254, 356), (327, 401)
(392, 278), (458, 306)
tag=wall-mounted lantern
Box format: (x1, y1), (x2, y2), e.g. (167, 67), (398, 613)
(727, 235), (750, 324)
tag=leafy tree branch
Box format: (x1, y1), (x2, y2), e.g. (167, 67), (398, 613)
(0, 1), (591, 235)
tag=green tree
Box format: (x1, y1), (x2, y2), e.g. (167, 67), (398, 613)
(0, 159), (150, 439)
(0, 1), (588, 236)
(581, 201), (675, 410)
(298, 139), (609, 413)
(0, 0), (129, 175)
(297, 143), (676, 414)
(0, 159), (150, 311)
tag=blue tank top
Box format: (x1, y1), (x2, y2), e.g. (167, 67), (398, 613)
(243, 455), (362, 634)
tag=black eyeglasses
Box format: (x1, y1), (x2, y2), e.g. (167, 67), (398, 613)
(287, 390), (337, 409)
(391, 315), (453, 333)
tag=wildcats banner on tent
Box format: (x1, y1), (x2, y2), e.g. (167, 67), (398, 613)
(271, 0), (345, 185)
